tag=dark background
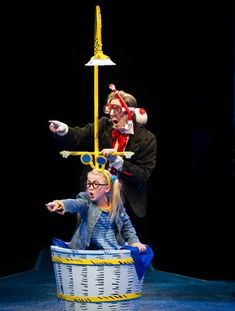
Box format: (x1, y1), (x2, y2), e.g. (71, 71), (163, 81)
(2, 0), (233, 280)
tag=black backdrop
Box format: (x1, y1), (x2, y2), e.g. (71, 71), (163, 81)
(2, 0), (233, 280)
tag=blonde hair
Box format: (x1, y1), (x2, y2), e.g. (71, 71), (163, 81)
(107, 90), (137, 108)
(88, 169), (121, 221)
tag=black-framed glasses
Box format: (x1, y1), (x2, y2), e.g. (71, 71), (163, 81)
(86, 180), (108, 189)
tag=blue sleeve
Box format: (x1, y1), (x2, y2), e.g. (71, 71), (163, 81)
(118, 204), (140, 245)
(62, 192), (89, 217)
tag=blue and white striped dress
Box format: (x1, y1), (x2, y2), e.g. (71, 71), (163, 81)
(88, 211), (119, 250)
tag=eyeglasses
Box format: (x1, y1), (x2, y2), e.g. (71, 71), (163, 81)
(86, 180), (108, 189)
(103, 104), (126, 114)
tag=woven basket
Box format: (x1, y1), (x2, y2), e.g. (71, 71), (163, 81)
(50, 245), (144, 311)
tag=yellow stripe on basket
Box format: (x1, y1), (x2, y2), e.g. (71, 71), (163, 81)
(57, 292), (142, 302)
(51, 256), (134, 265)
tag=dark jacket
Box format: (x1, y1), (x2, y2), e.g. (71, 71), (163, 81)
(58, 117), (157, 217)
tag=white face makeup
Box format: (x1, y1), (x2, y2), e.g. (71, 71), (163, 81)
(107, 99), (128, 130)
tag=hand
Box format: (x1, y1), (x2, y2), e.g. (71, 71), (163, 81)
(45, 200), (64, 215)
(101, 148), (116, 157)
(131, 242), (147, 253)
(101, 148), (117, 163)
(101, 149), (124, 170)
(48, 120), (68, 136)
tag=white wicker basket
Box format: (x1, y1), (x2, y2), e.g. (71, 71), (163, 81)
(50, 245), (144, 311)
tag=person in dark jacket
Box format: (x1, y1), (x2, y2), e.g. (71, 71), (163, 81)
(49, 86), (157, 243)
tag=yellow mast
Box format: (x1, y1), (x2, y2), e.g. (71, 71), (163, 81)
(60, 6), (134, 169)
(85, 5), (115, 167)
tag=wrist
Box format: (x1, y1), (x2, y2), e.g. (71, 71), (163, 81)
(111, 156), (124, 171)
(57, 125), (69, 136)
(55, 200), (65, 213)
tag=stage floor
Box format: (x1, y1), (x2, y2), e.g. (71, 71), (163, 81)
(0, 248), (234, 311)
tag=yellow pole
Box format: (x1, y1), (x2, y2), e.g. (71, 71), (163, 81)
(94, 65), (99, 167)
(86, 5), (115, 168)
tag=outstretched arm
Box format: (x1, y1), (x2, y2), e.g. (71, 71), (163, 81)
(46, 193), (89, 217)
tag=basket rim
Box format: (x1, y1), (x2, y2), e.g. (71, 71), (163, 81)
(50, 245), (131, 255)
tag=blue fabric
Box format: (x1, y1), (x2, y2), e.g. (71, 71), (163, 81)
(51, 237), (71, 249)
(121, 245), (154, 280)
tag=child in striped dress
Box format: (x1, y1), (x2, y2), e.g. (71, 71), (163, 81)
(46, 169), (146, 253)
